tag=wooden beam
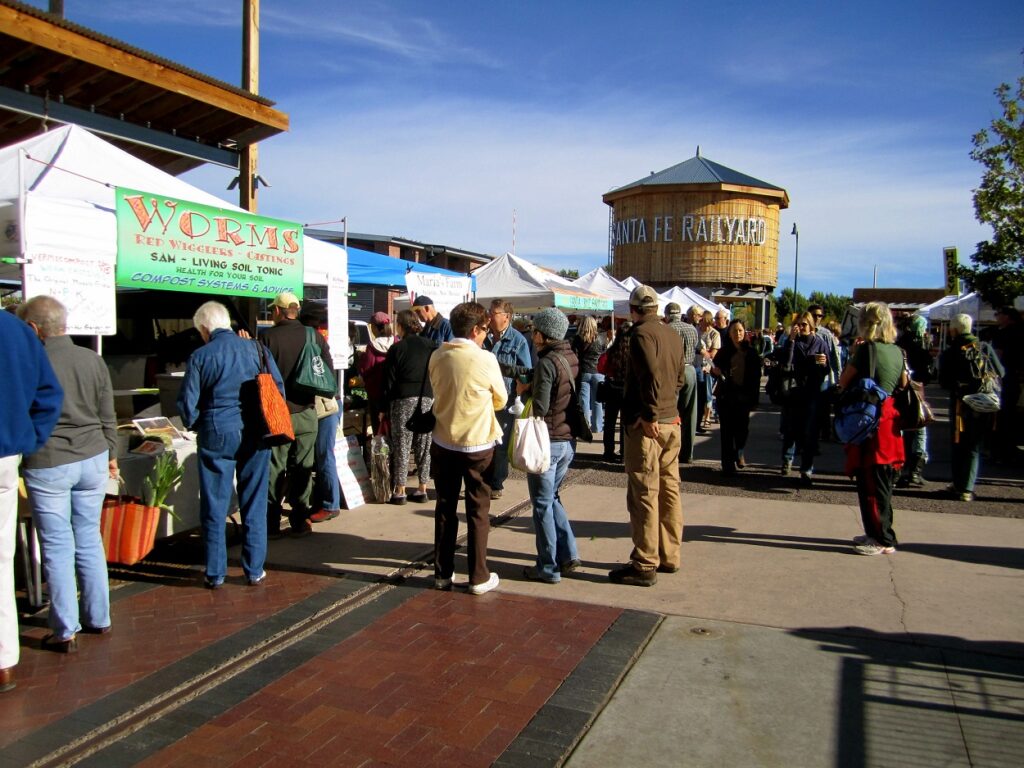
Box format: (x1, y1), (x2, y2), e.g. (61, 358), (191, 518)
(0, 4), (288, 131)
(240, 0), (259, 212)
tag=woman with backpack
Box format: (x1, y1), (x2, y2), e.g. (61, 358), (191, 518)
(938, 313), (1004, 502)
(839, 302), (907, 556)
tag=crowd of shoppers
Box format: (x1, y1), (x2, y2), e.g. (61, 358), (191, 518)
(5, 289), (1020, 691)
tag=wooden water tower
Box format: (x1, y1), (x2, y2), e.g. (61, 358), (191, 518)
(603, 150), (789, 314)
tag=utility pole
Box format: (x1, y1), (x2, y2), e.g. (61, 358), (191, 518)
(240, 0), (259, 213)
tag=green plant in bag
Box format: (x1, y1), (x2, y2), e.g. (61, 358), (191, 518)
(143, 451), (185, 521)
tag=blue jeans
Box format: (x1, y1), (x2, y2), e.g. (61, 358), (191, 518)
(314, 409), (341, 511)
(579, 372), (605, 433)
(951, 406), (991, 494)
(23, 451), (110, 640)
(197, 428), (271, 583)
(526, 440), (578, 581)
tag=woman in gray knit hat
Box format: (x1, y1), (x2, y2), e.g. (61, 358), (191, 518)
(515, 308), (581, 583)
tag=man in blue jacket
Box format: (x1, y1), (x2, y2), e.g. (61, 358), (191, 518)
(0, 308), (62, 692)
(484, 299), (532, 499)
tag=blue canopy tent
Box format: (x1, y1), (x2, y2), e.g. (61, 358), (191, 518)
(346, 246), (476, 290)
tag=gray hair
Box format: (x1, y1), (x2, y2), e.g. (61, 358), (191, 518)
(16, 295), (67, 338)
(193, 301), (232, 334)
(950, 313), (973, 335)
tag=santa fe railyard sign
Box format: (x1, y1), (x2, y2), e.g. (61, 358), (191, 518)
(115, 188), (304, 299)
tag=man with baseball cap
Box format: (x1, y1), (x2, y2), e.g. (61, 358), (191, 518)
(412, 295), (453, 347)
(261, 291), (334, 538)
(610, 285), (686, 587)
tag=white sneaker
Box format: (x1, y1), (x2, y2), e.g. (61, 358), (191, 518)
(468, 572), (499, 595)
(854, 539), (896, 556)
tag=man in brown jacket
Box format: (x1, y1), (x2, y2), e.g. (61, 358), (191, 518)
(610, 285), (686, 587)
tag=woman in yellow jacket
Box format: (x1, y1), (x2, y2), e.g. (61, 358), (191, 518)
(428, 302), (507, 596)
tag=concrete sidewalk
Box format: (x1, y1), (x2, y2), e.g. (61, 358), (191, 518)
(250, 434), (1024, 766)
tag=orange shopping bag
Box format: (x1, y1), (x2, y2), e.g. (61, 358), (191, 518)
(100, 487), (160, 566)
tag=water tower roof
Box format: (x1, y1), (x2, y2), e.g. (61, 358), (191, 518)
(610, 154), (785, 194)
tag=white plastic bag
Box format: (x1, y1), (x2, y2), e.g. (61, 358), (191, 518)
(511, 417), (551, 474)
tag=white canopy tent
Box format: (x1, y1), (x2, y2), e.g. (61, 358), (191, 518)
(572, 266), (634, 316)
(0, 125), (344, 290)
(659, 285), (728, 316)
(916, 292), (982, 322)
(472, 252), (613, 314)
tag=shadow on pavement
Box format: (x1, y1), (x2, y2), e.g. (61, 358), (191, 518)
(791, 627), (1024, 768)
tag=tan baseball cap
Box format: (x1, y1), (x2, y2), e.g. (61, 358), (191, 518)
(629, 285), (659, 309)
(272, 291), (301, 309)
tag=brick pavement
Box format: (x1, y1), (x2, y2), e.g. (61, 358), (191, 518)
(130, 590), (621, 768)
(1, 569), (337, 751)
(2, 570), (656, 768)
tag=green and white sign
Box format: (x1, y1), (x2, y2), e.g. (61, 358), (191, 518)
(115, 187), (304, 299)
(554, 291), (613, 311)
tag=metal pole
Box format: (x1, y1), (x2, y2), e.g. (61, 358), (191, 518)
(791, 223), (799, 302)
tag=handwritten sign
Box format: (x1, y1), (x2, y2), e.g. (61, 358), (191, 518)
(23, 195), (116, 334)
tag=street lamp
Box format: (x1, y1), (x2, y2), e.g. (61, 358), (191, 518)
(791, 223), (799, 301)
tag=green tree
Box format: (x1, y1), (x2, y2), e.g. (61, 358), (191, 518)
(807, 291), (853, 324)
(556, 268), (579, 280)
(957, 72), (1024, 306)
(773, 288), (807, 324)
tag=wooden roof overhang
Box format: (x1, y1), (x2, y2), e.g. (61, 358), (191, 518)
(0, 0), (288, 175)
(603, 182), (790, 209)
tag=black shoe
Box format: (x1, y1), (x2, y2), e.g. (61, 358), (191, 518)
(289, 520), (313, 538)
(608, 565), (657, 587)
(656, 564), (679, 574)
(696, 426), (709, 435)
(408, 491), (428, 503)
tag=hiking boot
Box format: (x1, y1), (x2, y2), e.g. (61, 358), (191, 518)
(559, 558), (582, 575)
(608, 565), (657, 587)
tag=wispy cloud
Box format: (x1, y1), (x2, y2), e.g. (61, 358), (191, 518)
(184, 90), (988, 296)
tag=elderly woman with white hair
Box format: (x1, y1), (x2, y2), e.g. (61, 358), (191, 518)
(938, 313), (1004, 502)
(178, 301), (285, 589)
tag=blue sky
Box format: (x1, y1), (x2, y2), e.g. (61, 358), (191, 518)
(34, 0), (1024, 297)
